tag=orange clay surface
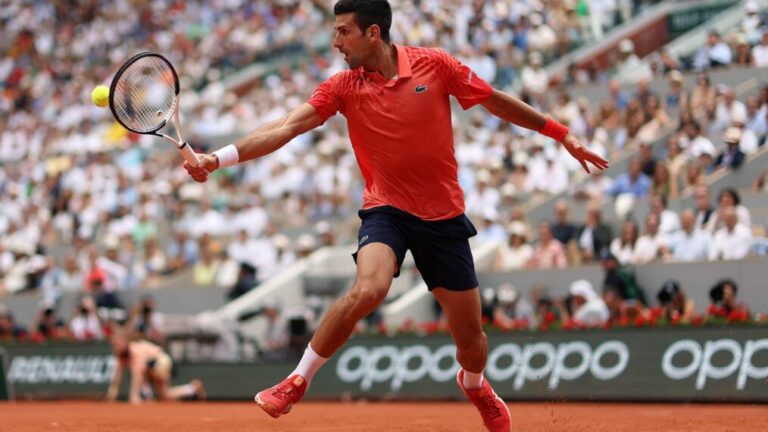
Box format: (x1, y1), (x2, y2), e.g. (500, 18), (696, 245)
(2, 401), (767, 432)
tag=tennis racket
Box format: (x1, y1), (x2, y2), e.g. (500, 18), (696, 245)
(109, 52), (199, 167)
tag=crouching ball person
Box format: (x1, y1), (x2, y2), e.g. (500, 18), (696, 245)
(106, 330), (205, 404)
(184, 1), (608, 430)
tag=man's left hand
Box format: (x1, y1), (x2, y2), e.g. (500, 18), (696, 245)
(562, 134), (610, 174)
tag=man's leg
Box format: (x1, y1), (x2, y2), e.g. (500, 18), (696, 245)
(432, 287), (487, 383)
(309, 242), (396, 357)
(255, 242), (396, 417)
(433, 287), (511, 432)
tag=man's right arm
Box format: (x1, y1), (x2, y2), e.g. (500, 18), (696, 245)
(185, 103), (324, 182)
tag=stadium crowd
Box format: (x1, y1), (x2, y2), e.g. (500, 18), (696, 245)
(1, 0), (767, 343)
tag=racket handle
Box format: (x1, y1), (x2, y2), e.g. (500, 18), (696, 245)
(178, 142), (200, 167)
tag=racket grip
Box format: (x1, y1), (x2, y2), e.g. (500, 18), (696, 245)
(178, 142), (200, 167)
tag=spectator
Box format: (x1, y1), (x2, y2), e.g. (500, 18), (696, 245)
(664, 70), (688, 112)
(638, 141), (657, 177)
(614, 38), (652, 85)
(494, 221), (534, 271)
(609, 157), (651, 198)
(165, 230), (199, 273)
(493, 284), (536, 329)
(130, 296), (164, 343)
(228, 262), (258, 300)
(476, 208), (506, 243)
(610, 220), (640, 265)
(576, 205), (613, 261)
(0, 304), (27, 342)
(708, 279), (749, 317)
(709, 206), (753, 260)
(69, 296), (104, 341)
(680, 121), (716, 160)
(731, 113), (759, 154)
(713, 86), (747, 136)
(33, 303), (67, 341)
(601, 252), (647, 320)
(668, 209), (711, 262)
(666, 134), (688, 193)
(690, 73), (716, 122)
(751, 31), (768, 67)
(714, 127), (746, 170)
(651, 161), (677, 198)
(733, 34), (753, 67)
(744, 95), (767, 138)
(551, 200), (578, 245)
(527, 222), (568, 269)
(706, 188), (752, 232)
(656, 280), (696, 323)
(693, 30), (732, 70)
(650, 194), (681, 236)
(633, 213), (670, 264)
(521, 52), (549, 98)
(565, 279), (610, 327)
(742, 1), (763, 44)
(262, 301), (290, 363)
(693, 186), (716, 232)
(193, 245), (220, 286)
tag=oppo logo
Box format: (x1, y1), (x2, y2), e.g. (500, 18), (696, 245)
(662, 339), (768, 389)
(336, 341), (629, 391)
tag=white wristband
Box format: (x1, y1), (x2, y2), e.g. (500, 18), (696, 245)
(213, 144), (239, 168)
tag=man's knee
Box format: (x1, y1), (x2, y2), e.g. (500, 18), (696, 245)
(345, 280), (388, 314)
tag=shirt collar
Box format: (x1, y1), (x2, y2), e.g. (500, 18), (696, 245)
(359, 44), (412, 85)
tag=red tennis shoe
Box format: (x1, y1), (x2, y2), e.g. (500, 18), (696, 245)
(456, 369), (511, 432)
(255, 375), (308, 418)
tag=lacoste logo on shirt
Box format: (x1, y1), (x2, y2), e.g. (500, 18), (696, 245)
(415, 85), (428, 93)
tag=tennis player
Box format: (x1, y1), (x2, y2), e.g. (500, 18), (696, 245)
(184, 1), (608, 430)
(106, 330), (205, 404)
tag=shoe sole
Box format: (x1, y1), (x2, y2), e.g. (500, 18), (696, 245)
(254, 392), (291, 419)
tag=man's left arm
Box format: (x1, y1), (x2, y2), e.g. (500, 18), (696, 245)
(481, 89), (609, 173)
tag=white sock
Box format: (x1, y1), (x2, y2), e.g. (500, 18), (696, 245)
(291, 344), (328, 384)
(463, 369), (485, 389)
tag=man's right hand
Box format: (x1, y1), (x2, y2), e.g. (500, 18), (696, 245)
(183, 154), (219, 183)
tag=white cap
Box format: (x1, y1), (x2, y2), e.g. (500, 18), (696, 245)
(570, 279), (598, 300)
(724, 126), (743, 144)
(530, 13), (543, 27)
(296, 234), (316, 251)
(746, 0), (759, 12)
(507, 221), (529, 237)
(482, 207), (499, 221)
(619, 39), (634, 53)
(476, 170), (492, 184)
(272, 234), (290, 249)
(497, 284), (519, 304)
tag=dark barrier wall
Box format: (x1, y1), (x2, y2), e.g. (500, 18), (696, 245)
(3, 327), (768, 402)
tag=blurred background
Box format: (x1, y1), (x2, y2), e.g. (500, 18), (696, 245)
(1, 0), (768, 402)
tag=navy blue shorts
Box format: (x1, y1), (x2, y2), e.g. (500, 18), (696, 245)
(352, 206), (479, 291)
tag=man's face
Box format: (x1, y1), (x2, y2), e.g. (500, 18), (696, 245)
(333, 13), (371, 70)
(695, 188), (710, 210)
(681, 211), (695, 233)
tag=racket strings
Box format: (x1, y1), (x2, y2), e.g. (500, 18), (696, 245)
(112, 56), (177, 133)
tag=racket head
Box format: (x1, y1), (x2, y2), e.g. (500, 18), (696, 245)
(109, 52), (180, 135)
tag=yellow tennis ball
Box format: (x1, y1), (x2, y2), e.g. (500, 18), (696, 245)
(91, 85), (109, 107)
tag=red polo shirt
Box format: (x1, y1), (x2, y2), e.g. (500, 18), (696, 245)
(308, 44), (493, 221)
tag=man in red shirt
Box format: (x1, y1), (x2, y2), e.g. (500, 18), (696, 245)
(185, 1), (607, 430)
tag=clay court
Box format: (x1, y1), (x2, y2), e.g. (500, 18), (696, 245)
(2, 401), (767, 431)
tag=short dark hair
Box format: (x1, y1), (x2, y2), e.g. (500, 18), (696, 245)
(334, 0), (392, 43)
